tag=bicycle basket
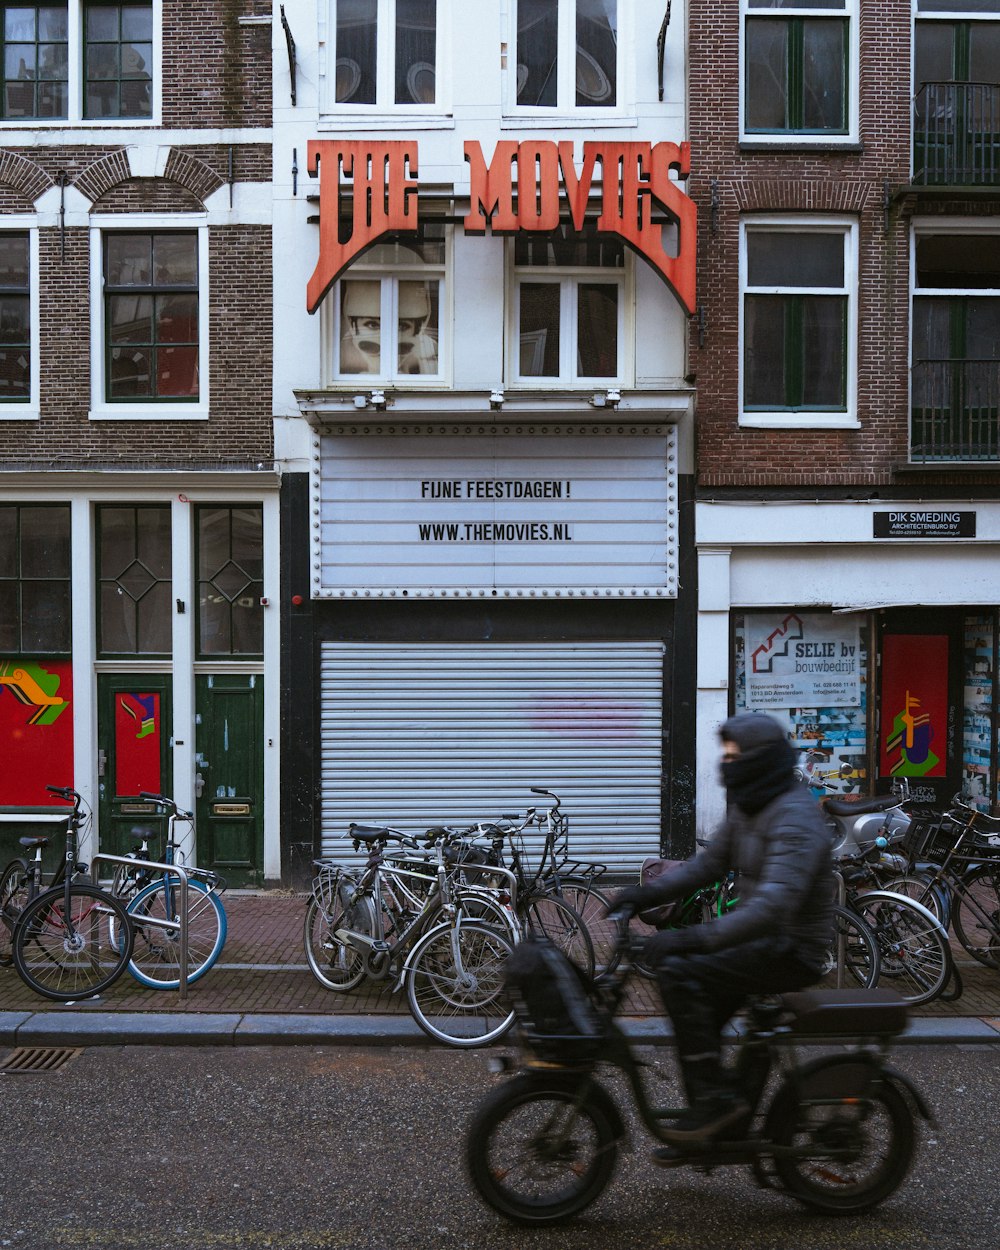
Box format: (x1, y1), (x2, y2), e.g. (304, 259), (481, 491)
(899, 815), (958, 863)
(503, 935), (605, 1063)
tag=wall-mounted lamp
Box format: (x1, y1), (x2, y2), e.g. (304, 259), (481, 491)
(591, 388), (621, 409)
(490, 388), (504, 411)
(369, 389), (386, 411)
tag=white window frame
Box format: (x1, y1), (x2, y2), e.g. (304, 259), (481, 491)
(88, 213), (209, 421)
(506, 0), (628, 123)
(507, 238), (628, 387)
(738, 215), (859, 429)
(0, 0), (161, 128)
(0, 219), (40, 419)
(739, 0), (859, 145)
(324, 230), (450, 386)
(318, 0), (449, 123)
(908, 216), (1000, 452)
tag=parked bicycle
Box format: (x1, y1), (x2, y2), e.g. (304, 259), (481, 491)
(5, 786), (135, 1001)
(305, 822), (518, 1047)
(106, 791), (228, 989)
(881, 794), (1000, 968)
(836, 843), (956, 1006)
(1, 811), (89, 966)
(466, 916), (930, 1226)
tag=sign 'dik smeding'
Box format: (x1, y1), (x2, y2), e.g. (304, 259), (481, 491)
(873, 511), (976, 539)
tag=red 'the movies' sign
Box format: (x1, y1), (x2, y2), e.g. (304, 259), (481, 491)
(307, 138), (697, 315)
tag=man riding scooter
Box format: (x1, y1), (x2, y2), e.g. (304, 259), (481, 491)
(611, 712), (834, 1160)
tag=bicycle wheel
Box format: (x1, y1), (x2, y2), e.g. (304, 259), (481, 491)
(118, 876), (227, 989)
(882, 872), (947, 923)
(0, 858), (30, 967)
(109, 854), (147, 905)
(519, 894), (595, 978)
(818, 905), (881, 989)
(852, 890), (951, 1005)
(453, 888), (520, 944)
(466, 1072), (620, 1225)
(405, 918), (515, 1047)
(766, 1058), (916, 1213)
(303, 889), (376, 991)
(11, 884), (134, 1001)
(952, 862), (1000, 968)
(545, 876), (618, 978)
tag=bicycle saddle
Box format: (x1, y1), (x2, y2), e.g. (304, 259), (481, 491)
(781, 987), (908, 1037)
(823, 794), (901, 817)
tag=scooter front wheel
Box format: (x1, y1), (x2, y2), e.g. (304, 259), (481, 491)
(765, 1058), (916, 1213)
(466, 1072), (620, 1225)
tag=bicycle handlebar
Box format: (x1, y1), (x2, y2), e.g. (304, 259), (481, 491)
(46, 784), (80, 808)
(138, 791), (194, 820)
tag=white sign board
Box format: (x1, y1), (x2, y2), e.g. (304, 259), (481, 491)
(312, 428), (677, 598)
(744, 613), (862, 709)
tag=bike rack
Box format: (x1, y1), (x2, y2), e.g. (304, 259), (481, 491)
(93, 853), (191, 1001)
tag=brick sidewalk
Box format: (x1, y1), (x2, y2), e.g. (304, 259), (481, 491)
(2, 890), (999, 1018)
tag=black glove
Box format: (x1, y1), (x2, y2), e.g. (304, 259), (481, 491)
(604, 885), (659, 919)
(640, 926), (702, 967)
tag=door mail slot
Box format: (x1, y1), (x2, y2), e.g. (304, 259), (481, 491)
(212, 802), (251, 817)
(121, 803), (159, 815)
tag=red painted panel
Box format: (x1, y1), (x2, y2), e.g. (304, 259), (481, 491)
(879, 634), (949, 778)
(0, 659), (74, 804)
(114, 691), (162, 797)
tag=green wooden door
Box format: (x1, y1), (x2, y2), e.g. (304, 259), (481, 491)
(195, 674), (263, 886)
(97, 674), (172, 861)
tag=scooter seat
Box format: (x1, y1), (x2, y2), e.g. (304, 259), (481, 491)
(823, 794), (899, 817)
(781, 987), (908, 1037)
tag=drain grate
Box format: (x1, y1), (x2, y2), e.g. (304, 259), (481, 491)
(0, 1046), (84, 1074)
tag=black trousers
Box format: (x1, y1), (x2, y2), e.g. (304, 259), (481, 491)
(655, 936), (820, 1102)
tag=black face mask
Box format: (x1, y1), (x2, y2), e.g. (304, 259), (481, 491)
(719, 739), (796, 815)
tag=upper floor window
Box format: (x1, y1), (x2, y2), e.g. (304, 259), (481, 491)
(0, 504), (71, 653)
(742, 0), (855, 140)
(2, 5), (67, 118)
(911, 228), (1000, 461)
(510, 226), (624, 384)
(331, 228), (445, 381)
(331, 0), (437, 108)
(0, 1), (152, 123)
(92, 222), (208, 418)
(740, 218), (857, 426)
(515, 0), (617, 110)
(0, 232), (30, 404)
(914, 0), (1000, 185)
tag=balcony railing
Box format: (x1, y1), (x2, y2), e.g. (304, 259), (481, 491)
(913, 82), (1000, 186)
(911, 359), (1000, 462)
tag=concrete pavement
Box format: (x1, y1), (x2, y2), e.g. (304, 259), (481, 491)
(2, 890), (999, 1049)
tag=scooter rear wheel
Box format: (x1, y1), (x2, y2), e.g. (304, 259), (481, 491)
(765, 1059), (915, 1213)
(466, 1072), (620, 1225)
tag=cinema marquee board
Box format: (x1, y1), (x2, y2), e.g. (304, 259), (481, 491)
(311, 427), (678, 599)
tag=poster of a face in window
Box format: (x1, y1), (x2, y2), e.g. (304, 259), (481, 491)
(744, 613), (862, 710)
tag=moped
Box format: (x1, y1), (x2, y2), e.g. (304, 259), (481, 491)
(465, 918), (930, 1226)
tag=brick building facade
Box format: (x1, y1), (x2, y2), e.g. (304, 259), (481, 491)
(0, 1), (279, 884)
(688, 0), (1000, 832)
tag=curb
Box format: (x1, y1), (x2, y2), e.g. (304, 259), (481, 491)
(3, 1010), (999, 1049)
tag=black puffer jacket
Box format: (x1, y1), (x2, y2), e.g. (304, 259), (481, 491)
(644, 782), (834, 971)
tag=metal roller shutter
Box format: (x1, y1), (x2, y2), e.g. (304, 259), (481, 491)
(319, 640), (665, 874)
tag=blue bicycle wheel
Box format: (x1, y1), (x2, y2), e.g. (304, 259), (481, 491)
(121, 876), (227, 989)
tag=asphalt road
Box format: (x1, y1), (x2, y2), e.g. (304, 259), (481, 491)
(0, 1041), (994, 1250)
